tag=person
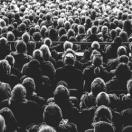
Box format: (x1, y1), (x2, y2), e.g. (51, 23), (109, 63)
(0, 114), (6, 132)
(0, 84), (42, 129)
(38, 124), (56, 132)
(55, 52), (83, 97)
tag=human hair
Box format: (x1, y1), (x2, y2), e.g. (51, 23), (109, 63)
(33, 32), (41, 41)
(117, 46), (127, 57)
(78, 25), (85, 34)
(63, 53), (75, 66)
(93, 105), (113, 123)
(91, 78), (106, 96)
(6, 31), (15, 41)
(16, 40), (27, 53)
(67, 29), (75, 39)
(38, 124), (56, 132)
(0, 59), (11, 75)
(64, 21), (71, 30)
(63, 41), (73, 51)
(0, 114), (6, 132)
(96, 92), (110, 106)
(5, 54), (15, 66)
(0, 107), (17, 132)
(43, 103), (63, 127)
(119, 55), (129, 64)
(0, 37), (8, 46)
(58, 122), (78, 132)
(32, 49), (43, 61)
(93, 121), (115, 132)
(91, 41), (100, 50)
(115, 63), (131, 80)
(54, 85), (70, 104)
(22, 32), (30, 43)
(91, 26), (97, 34)
(127, 79), (132, 96)
(122, 125), (132, 132)
(10, 84), (26, 103)
(44, 37), (52, 47)
(22, 77), (36, 97)
(58, 27), (66, 37)
(119, 31), (128, 42)
(40, 44), (52, 60)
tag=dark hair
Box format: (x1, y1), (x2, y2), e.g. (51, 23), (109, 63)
(93, 121), (115, 132)
(115, 63), (131, 80)
(43, 103), (63, 127)
(93, 105), (113, 123)
(91, 78), (106, 96)
(16, 40), (27, 53)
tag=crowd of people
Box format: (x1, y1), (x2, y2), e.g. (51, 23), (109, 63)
(0, 0), (132, 132)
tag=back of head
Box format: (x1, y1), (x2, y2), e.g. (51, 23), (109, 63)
(0, 114), (6, 132)
(16, 40), (27, 54)
(93, 121), (115, 132)
(10, 84), (26, 103)
(127, 79), (132, 96)
(91, 41), (100, 50)
(38, 124), (56, 132)
(63, 41), (73, 51)
(93, 105), (113, 123)
(91, 78), (106, 96)
(54, 85), (70, 104)
(115, 63), (131, 80)
(117, 46), (127, 57)
(96, 92), (110, 106)
(22, 77), (36, 97)
(122, 125), (132, 132)
(43, 103), (63, 128)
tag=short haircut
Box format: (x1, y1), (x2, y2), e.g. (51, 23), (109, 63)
(91, 78), (106, 96)
(93, 121), (115, 132)
(43, 103), (63, 127)
(96, 92), (110, 106)
(5, 54), (15, 66)
(39, 124), (56, 132)
(22, 32), (30, 43)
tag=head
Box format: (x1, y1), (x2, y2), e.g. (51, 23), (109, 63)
(115, 63), (131, 80)
(40, 44), (52, 60)
(122, 125), (132, 132)
(0, 114), (6, 132)
(78, 25), (85, 34)
(22, 32), (30, 43)
(91, 41), (100, 50)
(16, 40), (27, 54)
(5, 55), (15, 67)
(6, 31), (15, 41)
(43, 103), (63, 128)
(117, 46), (127, 57)
(63, 41), (73, 51)
(32, 49), (43, 61)
(38, 124), (56, 132)
(96, 92), (110, 106)
(44, 38), (52, 47)
(54, 85), (70, 104)
(0, 107), (17, 132)
(22, 77), (36, 97)
(63, 53), (76, 66)
(93, 121), (115, 132)
(91, 78), (106, 97)
(10, 84), (26, 103)
(93, 105), (113, 123)
(0, 60), (11, 75)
